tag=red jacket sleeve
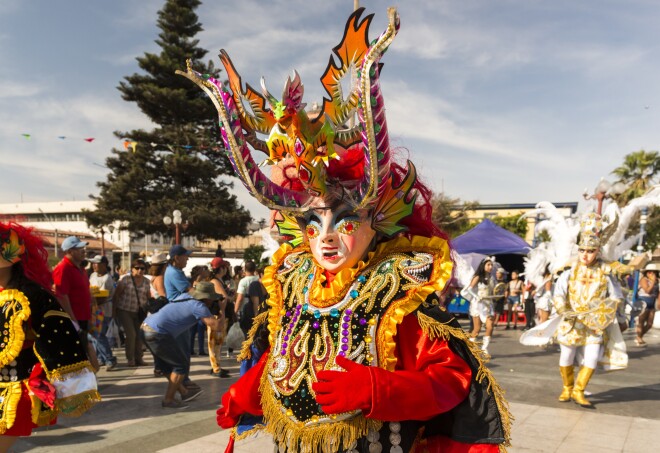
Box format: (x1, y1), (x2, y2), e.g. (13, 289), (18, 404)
(217, 350), (268, 428)
(366, 313), (472, 421)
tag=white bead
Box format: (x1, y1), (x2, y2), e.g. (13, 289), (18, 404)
(368, 442), (383, 453)
(367, 430), (381, 442)
(390, 446), (403, 453)
(389, 422), (401, 433)
(389, 433), (401, 445)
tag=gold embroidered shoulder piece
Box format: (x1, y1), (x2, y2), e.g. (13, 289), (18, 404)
(0, 290), (31, 369)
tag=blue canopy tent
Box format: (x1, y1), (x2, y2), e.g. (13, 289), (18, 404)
(452, 219), (531, 255)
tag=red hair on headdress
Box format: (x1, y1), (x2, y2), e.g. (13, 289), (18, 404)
(0, 222), (53, 291)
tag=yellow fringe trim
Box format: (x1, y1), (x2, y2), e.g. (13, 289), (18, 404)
(0, 382), (23, 434)
(236, 311), (269, 362)
(417, 312), (512, 451)
(0, 289), (32, 368)
(230, 422), (267, 441)
(259, 364), (382, 453)
(55, 389), (101, 417)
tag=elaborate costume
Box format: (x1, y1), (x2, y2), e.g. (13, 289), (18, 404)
(180, 8), (510, 452)
(0, 223), (100, 438)
(521, 212), (627, 407)
(553, 213), (627, 407)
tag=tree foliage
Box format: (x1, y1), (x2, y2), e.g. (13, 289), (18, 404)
(491, 214), (528, 239)
(431, 193), (480, 238)
(243, 245), (268, 266)
(611, 149), (660, 252)
(86, 0), (251, 241)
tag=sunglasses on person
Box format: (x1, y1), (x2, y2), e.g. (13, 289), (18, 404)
(133, 266), (146, 270)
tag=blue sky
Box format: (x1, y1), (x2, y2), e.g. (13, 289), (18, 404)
(1, 0), (659, 222)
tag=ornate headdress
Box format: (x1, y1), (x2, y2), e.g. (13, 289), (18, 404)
(577, 212), (618, 250)
(178, 7), (417, 237)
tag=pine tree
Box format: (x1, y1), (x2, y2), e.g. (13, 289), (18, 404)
(87, 0), (251, 241)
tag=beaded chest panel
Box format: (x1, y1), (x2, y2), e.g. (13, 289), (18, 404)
(265, 248), (435, 426)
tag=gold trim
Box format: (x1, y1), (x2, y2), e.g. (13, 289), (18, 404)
(55, 389), (101, 417)
(236, 311), (269, 361)
(0, 289), (32, 368)
(0, 382), (23, 434)
(417, 312), (512, 450)
(230, 422), (267, 441)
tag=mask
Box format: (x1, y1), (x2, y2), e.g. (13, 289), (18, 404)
(303, 203), (375, 273)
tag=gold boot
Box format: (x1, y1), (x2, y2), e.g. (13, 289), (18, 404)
(558, 366), (574, 402)
(571, 367), (595, 407)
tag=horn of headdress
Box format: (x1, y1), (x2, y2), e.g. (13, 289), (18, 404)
(354, 7), (400, 210)
(176, 61), (312, 212)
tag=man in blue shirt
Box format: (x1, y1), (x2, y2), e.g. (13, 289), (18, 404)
(164, 244), (192, 301)
(141, 281), (223, 409)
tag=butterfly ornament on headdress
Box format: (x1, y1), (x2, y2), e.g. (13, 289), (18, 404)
(178, 7), (417, 238)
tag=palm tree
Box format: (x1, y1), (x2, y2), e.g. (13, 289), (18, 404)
(611, 150), (659, 204)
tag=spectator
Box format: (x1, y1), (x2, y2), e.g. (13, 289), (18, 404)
(235, 261), (259, 335)
(88, 255), (117, 370)
(52, 236), (91, 351)
(113, 258), (150, 367)
(148, 250), (169, 377)
(164, 245), (192, 301)
(492, 269), (507, 327)
(506, 270), (523, 330)
(208, 257), (231, 377)
(635, 263), (659, 346)
(148, 251), (169, 298)
(140, 281), (223, 409)
(189, 265), (210, 356)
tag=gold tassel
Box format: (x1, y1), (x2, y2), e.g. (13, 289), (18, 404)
(236, 311), (269, 362)
(257, 361), (382, 453)
(417, 312), (513, 451)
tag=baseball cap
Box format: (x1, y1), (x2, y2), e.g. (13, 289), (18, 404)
(62, 236), (88, 252)
(88, 255), (109, 265)
(210, 257), (228, 269)
(169, 244), (192, 257)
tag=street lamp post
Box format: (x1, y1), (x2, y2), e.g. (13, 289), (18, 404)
(163, 210), (188, 245)
(583, 178), (626, 215)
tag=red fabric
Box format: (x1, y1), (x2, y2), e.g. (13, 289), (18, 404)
(413, 435), (500, 453)
(312, 355), (372, 414)
(52, 256), (91, 321)
(365, 314), (472, 421)
(27, 363), (56, 409)
(216, 351), (268, 428)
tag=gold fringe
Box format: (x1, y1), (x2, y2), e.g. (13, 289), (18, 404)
(55, 389), (101, 417)
(417, 312), (512, 451)
(0, 382), (24, 434)
(258, 364), (382, 453)
(230, 422), (266, 441)
(236, 311), (269, 362)
(0, 290), (32, 368)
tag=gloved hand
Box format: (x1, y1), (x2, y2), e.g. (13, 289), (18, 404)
(312, 355), (372, 414)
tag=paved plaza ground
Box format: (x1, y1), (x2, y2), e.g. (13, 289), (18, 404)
(11, 321), (660, 453)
